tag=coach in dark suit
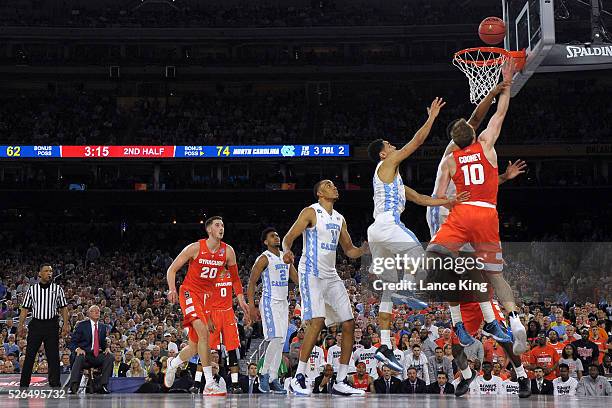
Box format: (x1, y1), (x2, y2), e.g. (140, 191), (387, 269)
(239, 363), (262, 394)
(313, 364), (337, 394)
(530, 367), (553, 395)
(402, 367), (428, 394)
(374, 366), (402, 394)
(67, 305), (114, 394)
(427, 372), (455, 394)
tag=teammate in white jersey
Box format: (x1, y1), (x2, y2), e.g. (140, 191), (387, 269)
(326, 333), (343, 373)
(247, 227), (299, 394)
(553, 364), (578, 396)
(352, 336), (379, 380)
(366, 98), (468, 372)
(282, 180), (368, 396)
(469, 361), (505, 395)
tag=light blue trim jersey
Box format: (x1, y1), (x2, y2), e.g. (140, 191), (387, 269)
(298, 203), (344, 280)
(372, 161), (407, 219)
(261, 250), (290, 301)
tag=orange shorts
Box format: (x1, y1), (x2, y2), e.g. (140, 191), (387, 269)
(457, 301), (506, 339)
(208, 308), (240, 351)
(179, 285), (210, 342)
(428, 203), (503, 273)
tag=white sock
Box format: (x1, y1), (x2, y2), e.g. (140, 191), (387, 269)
(337, 364), (349, 383)
(479, 302), (496, 323)
(514, 364), (527, 379)
(231, 372), (239, 384)
(381, 330), (392, 348)
(461, 366), (473, 380)
(169, 355), (184, 369)
(203, 366), (214, 385)
(509, 313), (523, 329)
(450, 305), (463, 325)
(194, 371), (203, 382)
(296, 360), (307, 376)
(268, 338), (284, 380)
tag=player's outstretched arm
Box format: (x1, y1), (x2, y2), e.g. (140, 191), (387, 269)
(339, 220), (369, 259)
(246, 254), (268, 322)
(404, 185), (470, 207)
(498, 159), (527, 185)
(281, 207), (316, 264)
(468, 82), (506, 130)
(385, 98), (446, 168)
(478, 76), (512, 148)
(166, 242), (198, 303)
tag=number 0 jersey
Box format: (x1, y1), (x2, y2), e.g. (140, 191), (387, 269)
(452, 141), (498, 206)
(183, 239), (228, 293)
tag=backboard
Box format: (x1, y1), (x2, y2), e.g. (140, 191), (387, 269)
(502, 0), (556, 96)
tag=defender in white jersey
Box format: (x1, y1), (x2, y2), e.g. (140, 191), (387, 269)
(352, 336), (379, 380)
(282, 180), (368, 396)
(247, 228), (299, 394)
(366, 98), (467, 372)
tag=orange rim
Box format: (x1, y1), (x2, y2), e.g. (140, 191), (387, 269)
(454, 47), (525, 69)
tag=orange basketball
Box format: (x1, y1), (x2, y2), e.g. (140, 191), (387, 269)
(479, 17), (506, 45)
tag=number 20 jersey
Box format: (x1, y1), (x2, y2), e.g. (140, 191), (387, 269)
(183, 239), (227, 294)
(452, 141), (498, 206)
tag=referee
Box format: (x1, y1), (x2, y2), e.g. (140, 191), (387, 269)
(17, 264), (70, 388)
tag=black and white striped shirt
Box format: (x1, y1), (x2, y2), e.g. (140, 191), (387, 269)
(21, 282), (67, 320)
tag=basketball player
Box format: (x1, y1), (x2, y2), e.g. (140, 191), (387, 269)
(427, 69), (530, 396)
(247, 227), (299, 394)
(205, 225), (251, 394)
(366, 97), (467, 373)
(165, 216), (248, 396)
(352, 335), (379, 380)
(348, 361), (374, 392)
(282, 180), (368, 396)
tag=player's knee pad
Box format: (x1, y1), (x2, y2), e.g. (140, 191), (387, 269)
(227, 349), (239, 367)
(379, 301), (393, 314)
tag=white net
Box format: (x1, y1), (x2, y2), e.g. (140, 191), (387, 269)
(452, 48), (510, 105)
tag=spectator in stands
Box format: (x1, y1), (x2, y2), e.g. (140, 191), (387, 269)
(559, 343), (583, 380)
(419, 329), (437, 359)
(553, 363), (579, 396)
(428, 347), (453, 379)
(403, 344), (430, 385)
(111, 351), (129, 378)
(60, 354), (71, 374)
(3, 360), (15, 374)
(571, 329), (600, 369)
(127, 359), (146, 378)
(576, 364), (612, 396)
(3, 334), (19, 356)
(240, 363), (261, 394)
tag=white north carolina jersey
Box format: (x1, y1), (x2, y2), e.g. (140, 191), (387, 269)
(261, 250), (290, 300)
(326, 344), (342, 373)
(427, 159), (457, 237)
(352, 346), (379, 379)
(553, 377), (578, 396)
(372, 161), (406, 219)
(298, 203), (344, 280)
(469, 375), (505, 395)
(306, 345), (326, 378)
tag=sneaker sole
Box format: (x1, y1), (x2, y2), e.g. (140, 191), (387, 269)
(374, 352), (404, 372)
(512, 327), (528, 354)
(331, 390), (366, 397)
(164, 371), (176, 388)
(481, 330), (512, 344)
(290, 385), (311, 396)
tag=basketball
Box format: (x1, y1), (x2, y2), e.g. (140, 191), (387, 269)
(479, 16), (506, 45)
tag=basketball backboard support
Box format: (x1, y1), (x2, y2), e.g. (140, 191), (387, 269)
(502, 0), (556, 96)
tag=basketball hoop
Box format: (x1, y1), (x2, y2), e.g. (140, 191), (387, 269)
(453, 47), (526, 104)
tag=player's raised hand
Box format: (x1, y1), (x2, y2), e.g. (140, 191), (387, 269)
(283, 250), (295, 264)
(427, 97), (446, 119)
(504, 159), (527, 180)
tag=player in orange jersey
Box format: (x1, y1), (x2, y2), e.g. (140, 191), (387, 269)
(427, 64), (529, 397)
(164, 215), (248, 396)
(206, 242), (250, 394)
